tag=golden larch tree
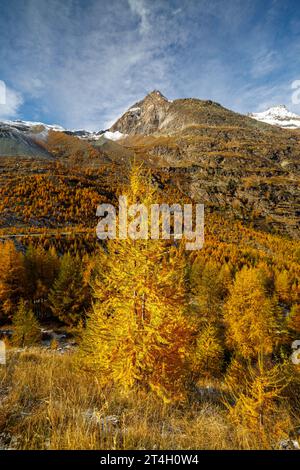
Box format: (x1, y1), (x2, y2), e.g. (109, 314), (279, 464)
(0, 240), (25, 320)
(79, 165), (194, 402)
(224, 266), (278, 359)
(225, 354), (291, 448)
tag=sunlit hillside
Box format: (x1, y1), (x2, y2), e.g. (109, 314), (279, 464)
(0, 89), (299, 452)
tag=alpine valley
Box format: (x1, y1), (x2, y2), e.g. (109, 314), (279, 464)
(0, 90), (299, 239)
(1, 92), (300, 451)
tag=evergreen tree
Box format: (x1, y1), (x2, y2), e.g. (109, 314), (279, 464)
(49, 253), (89, 326)
(79, 165), (193, 402)
(24, 245), (59, 298)
(12, 299), (41, 347)
(24, 245), (60, 317)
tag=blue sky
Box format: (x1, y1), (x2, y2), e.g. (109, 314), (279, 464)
(0, 0), (300, 130)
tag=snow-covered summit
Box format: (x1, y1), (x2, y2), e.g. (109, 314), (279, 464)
(1, 119), (65, 132)
(248, 105), (300, 129)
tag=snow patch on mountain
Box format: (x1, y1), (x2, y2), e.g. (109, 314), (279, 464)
(103, 130), (126, 141)
(128, 107), (141, 113)
(0, 119), (126, 142)
(1, 120), (65, 132)
(0, 119), (104, 141)
(248, 105), (300, 129)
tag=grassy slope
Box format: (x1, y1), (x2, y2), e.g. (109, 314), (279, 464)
(0, 348), (294, 450)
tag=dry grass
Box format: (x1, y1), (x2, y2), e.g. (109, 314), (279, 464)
(0, 348), (296, 450)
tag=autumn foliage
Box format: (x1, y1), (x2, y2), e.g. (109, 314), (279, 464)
(0, 160), (299, 447)
(79, 167), (194, 401)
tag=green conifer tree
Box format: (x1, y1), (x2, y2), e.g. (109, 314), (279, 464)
(49, 253), (88, 326)
(12, 299), (41, 347)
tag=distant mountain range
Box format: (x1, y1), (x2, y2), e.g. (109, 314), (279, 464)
(0, 119), (123, 158)
(0, 91), (299, 238)
(1, 100), (300, 156)
(0, 119), (123, 142)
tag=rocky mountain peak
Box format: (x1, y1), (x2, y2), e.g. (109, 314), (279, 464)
(109, 90), (171, 135)
(144, 89), (168, 101)
(109, 90), (274, 136)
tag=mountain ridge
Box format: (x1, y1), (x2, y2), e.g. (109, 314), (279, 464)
(0, 124), (52, 159)
(109, 90), (288, 136)
(2, 94), (300, 142)
(108, 90), (300, 239)
(0, 91), (299, 239)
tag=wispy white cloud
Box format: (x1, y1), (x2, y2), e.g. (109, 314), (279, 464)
(0, 0), (184, 129)
(250, 49), (279, 79)
(128, 0), (151, 35)
(0, 81), (5, 105)
(0, 84), (23, 120)
(0, 0), (299, 128)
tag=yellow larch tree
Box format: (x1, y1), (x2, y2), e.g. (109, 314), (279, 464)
(275, 269), (292, 305)
(0, 240), (25, 320)
(287, 303), (300, 335)
(225, 354), (291, 449)
(79, 165), (194, 402)
(191, 323), (224, 379)
(224, 266), (278, 359)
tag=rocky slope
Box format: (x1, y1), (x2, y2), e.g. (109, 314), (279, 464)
(0, 124), (52, 158)
(110, 91), (300, 238)
(110, 90), (170, 135)
(0, 118), (126, 159)
(109, 90), (272, 136)
(0, 91), (299, 239)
